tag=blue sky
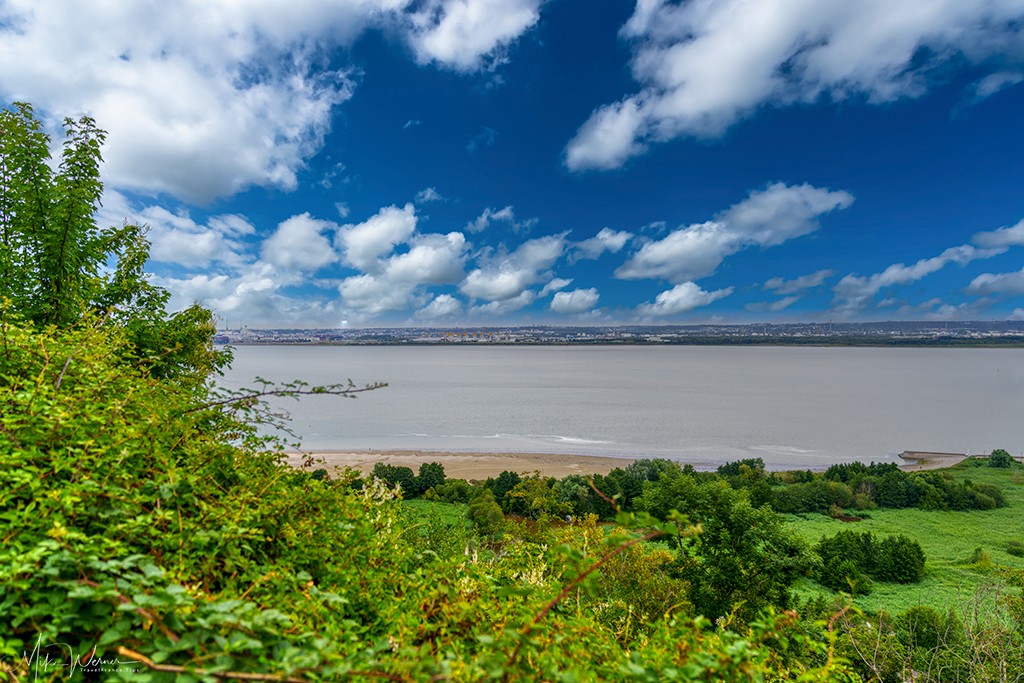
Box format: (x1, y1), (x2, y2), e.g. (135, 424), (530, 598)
(3, 0), (1024, 327)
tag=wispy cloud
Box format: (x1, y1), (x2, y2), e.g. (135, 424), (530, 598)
(415, 187), (444, 203)
(764, 269), (837, 294)
(465, 205), (537, 234)
(566, 0), (1024, 170)
(832, 244), (1004, 317)
(467, 126), (498, 152)
(616, 183), (853, 283)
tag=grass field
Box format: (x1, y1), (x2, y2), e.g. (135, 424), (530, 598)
(400, 466), (1024, 618)
(402, 498), (470, 530)
(786, 462), (1024, 615)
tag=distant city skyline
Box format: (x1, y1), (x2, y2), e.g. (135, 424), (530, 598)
(3, 1), (1023, 326)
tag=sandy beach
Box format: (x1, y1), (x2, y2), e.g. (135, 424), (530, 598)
(286, 450), (652, 480)
(285, 448), (968, 479)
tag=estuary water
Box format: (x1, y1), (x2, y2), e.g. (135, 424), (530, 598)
(219, 345), (1024, 470)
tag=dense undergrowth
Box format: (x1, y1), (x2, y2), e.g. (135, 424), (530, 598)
(1, 319), (859, 681)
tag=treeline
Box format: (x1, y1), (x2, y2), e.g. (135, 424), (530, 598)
(364, 451), (1013, 524)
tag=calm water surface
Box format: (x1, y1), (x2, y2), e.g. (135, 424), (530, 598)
(220, 345), (1024, 469)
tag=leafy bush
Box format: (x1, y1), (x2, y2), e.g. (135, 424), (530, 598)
(638, 473), (816, 622)
(894, 606), (963, 651)
(771, 478), (854, 514)
(816, 530), (925, 589)
(431, 478), (472, 504)
(989, 448), (1015, 468)
(466, 491), (504, 535)
(1008, 540), (1024, 557)
(819, 556), (874, 595)
(876, 535), (927, 583)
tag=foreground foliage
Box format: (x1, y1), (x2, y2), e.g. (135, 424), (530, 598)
(0, 319), (857, 682)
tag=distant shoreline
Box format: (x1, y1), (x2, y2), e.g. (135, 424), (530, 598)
(229, 336), (1024, 349)
(286, 449), (966, 480)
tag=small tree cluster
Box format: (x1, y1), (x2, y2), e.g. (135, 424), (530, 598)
(817, 530), (926, 592)
(370, 461), (447, 497)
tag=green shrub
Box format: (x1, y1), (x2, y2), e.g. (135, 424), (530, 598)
(816, 530), (925, 589)
(989, 449), (1015, 468)
(895, 606), (944, 650)
(852, 493), (877, 511)
(310, 468), (329, 481)
(1007, 540), (1024, 557)
(876, 535), (926, 583)
(466, 492), (504, 535)
(432, 478), (472, 504)
(819, 556), (873, 595)
(817, 530), (878, 574)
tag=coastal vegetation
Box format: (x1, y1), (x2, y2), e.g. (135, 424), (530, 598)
(1, 104), (855, 682)
(2, 103), (1022, 681)
(398, 455), (1024, 682)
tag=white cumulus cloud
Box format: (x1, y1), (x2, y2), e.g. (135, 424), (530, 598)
(460, 233), (566, 300)
(406, 0), (545, 72)
(616, 183), (853, 283)
(337, 229), (468, 314)
(566, 0), (1024, 170)
(971, 218), (1024, 248)
(471, 290), (537, 315)
(635, 282), (733, 317)
(337, 204), (419, 273)
(966, 267), (1024, 295)
(0, 0), (546, 202)
(550, 287), (600, 314)
(414, 293), (464, 319)
(573, 227), (634, 261)
(261, 213), (339, 271)
(98, 191), (256, 269)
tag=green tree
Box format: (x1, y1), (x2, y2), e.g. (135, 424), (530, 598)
(371, 463), (416, 493)
(0, 102), (227, 386)
(637, 473), (815, 622)
(466, 490), (504, 535)
(876, 535), (926, 584)
(506, 474), (572, 520)
(416, 461), (446, 493)
(989, 448), (1014, 468)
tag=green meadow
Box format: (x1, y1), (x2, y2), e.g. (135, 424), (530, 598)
(403, 463), (1024, 619)
(402, 497), (471, 529)
(786, 462), (1024, 614)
